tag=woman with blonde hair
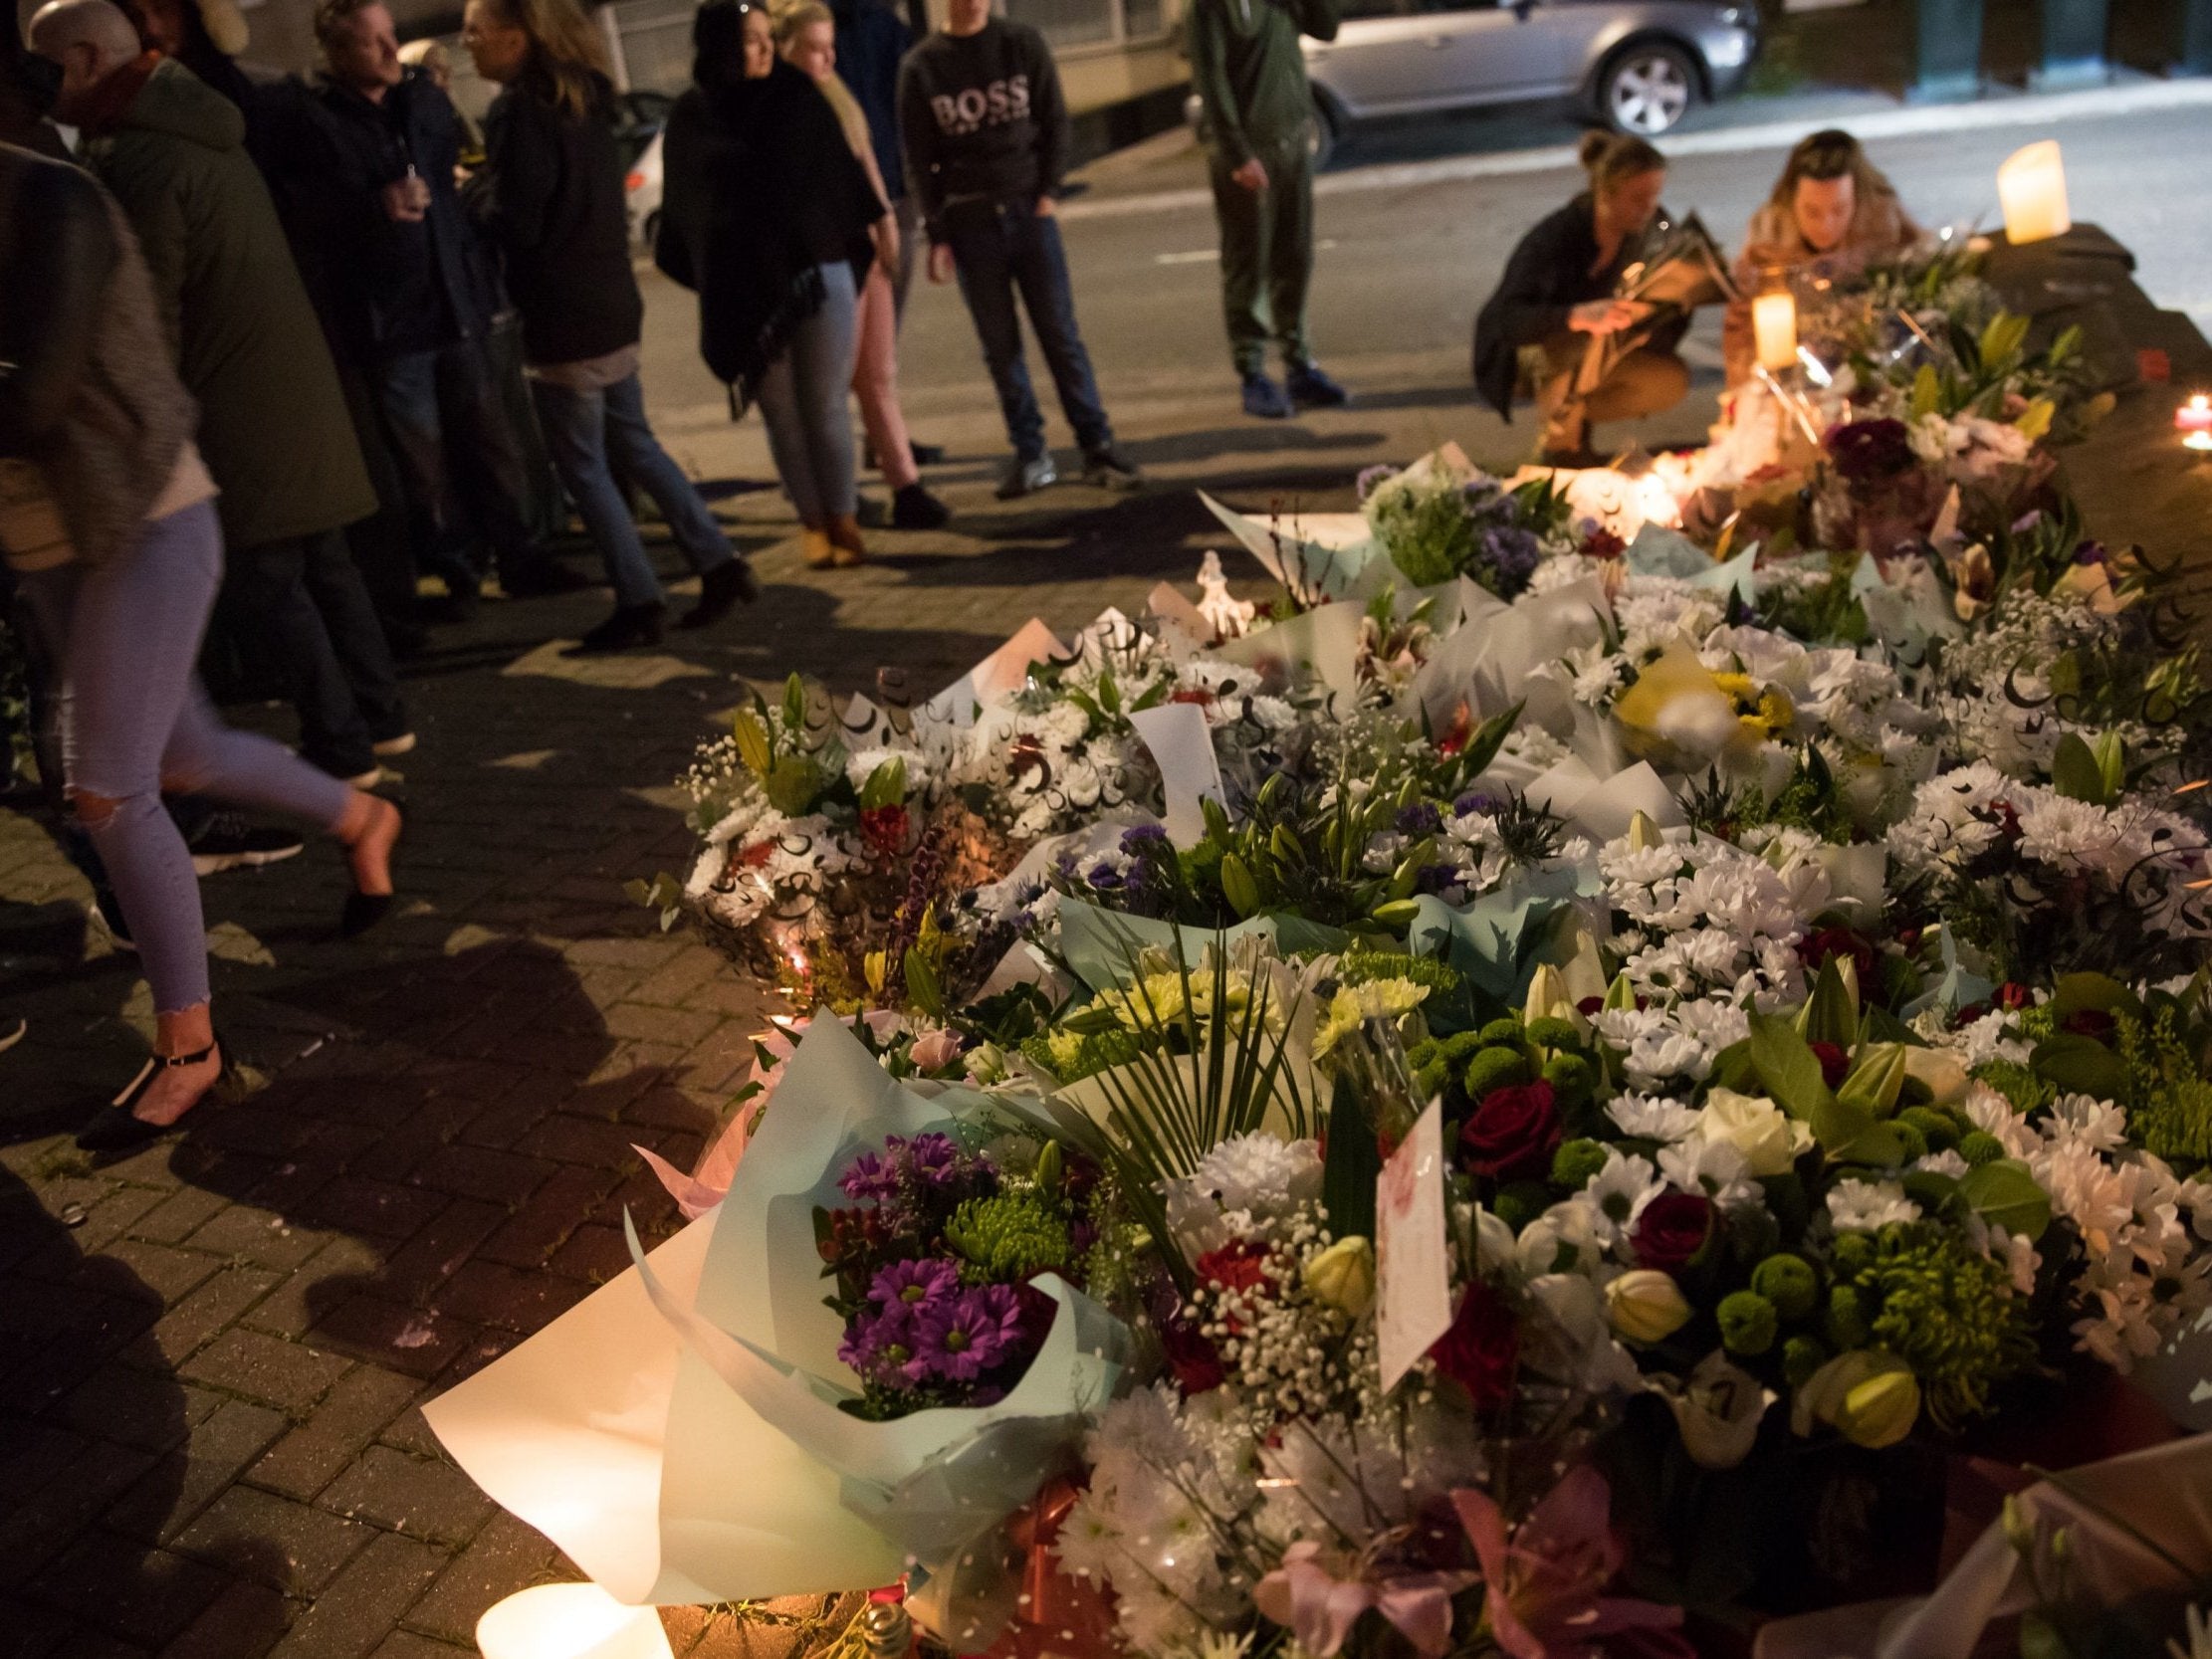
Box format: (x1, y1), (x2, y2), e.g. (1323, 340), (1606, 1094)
(1724, 128), (1922, 384)
(1472, 130), (1690, 467)
(777, 0), (948, 531)
(462, 0), (756, 651)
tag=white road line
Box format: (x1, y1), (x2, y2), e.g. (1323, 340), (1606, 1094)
(1065, 78), (2212, 223)
(1153, 238), (1338, 264)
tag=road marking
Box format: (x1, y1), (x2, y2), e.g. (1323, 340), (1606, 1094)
(1154, 238), (1338, 264)
(1065, 77), (2212, 223)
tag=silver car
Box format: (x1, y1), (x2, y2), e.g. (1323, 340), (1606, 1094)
(1299, 0), (1758, 153)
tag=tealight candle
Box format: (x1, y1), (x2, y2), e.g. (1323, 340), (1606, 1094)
(477, 1585), (674, 1659)
(1997, 140), (2071, 245)
(2178, 394), (2212, 450)
(1753, 291), (1798, 373)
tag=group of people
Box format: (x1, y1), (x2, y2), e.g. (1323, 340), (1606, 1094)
(1475, 124), (1923, 464)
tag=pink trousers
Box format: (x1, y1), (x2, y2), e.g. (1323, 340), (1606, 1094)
(852, 263), (918, 491)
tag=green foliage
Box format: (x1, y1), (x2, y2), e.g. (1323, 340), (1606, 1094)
(2116, 1005), (2212, 1173)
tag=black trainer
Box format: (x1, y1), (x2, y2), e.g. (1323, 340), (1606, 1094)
(1080, 445), (1145, 491)
(1286, 362), (1351, 409)
(995, 455), (1058, 500)
(892, 483), (952, 530)
(189, 812), (306, 877)
(563, 603), (666, 656)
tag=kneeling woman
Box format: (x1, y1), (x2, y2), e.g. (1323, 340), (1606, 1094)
(1723, 128), (1922, 384)
(1472, 131), (1689, 468)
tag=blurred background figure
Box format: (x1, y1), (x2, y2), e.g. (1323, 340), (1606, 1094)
(1472, 130), (1689, 467)
(659, 0), (885, 571)
(1723, 128), (1923, 385)
(777, 0), (949, 532)
(398, 35), (485, 159)
(461, 0), (759, 652)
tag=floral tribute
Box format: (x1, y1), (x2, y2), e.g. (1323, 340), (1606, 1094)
(562, 236), (2212, 1657)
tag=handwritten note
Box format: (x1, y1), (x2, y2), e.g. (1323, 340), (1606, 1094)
(1376, 1101), (1454, 1393)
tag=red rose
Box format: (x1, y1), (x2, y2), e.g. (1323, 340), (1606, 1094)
(1428, 1280), (1520, 1411)
(1582, 526), (1628, 561)
(1631, 1191), (1713, 1278)
(1809, 1041), (1852, 1090)
(858, 804), (910, 858)
(2061, 1008), (2116, 1041)
(1196, 1240), (1271, 1296)
(1800, 927), (1878, 988)
(1459, 1081), (1561, 1180)
(1161, 1314), (1224, 1394)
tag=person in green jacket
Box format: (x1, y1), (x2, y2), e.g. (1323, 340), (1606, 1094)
(33, 0), (413, 787)
(1187, 0), (1350, 420)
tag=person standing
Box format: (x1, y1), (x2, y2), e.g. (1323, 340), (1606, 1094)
(780, 2), (948, 532)
(461, 0), (759, 652)
(659, 0), (887, 569)
(31, 0), (414, 788)
(1188, 0), (1350, 421)
(897, 0), (1142, 500)
(0, 130), (403, 1154)
(313, 0), (577, 611)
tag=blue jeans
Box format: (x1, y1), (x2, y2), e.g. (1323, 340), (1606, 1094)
(529, 371), (734, 612)
(377, 338), (543, 590)
(755, 262), (860, 526)
(946, 204), (1112, 462)
(23, 502), (352, 1013)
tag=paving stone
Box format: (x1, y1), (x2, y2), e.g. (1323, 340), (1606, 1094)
(300, 1177), (450, 1242)
(61, 1366), (220, 1453)
(105, 1397), (289, 1544)
(265, 1531), (446, 1659)
(178, 1331), (350, 1417)
(174, 1483), (378, 1593)
(181, 1204), (334, 1273)
(239, 1234), (389, 1342)
(0, 1438), (160, 1587)
(121, 1265), (283, 1371)
(247, 1364), (421, 1504)
(405, 1144), (555, 1207)
(24, 1529), (230, 1648)
(368, 1633), (476, 1659)
(398, 1512), (560, 1644)
(474, 1164), (624, 1269)
(157, 1575), (295, 1659)
(319, 1445), (493, 1547)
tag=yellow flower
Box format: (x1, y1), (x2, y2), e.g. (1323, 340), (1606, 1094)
(1303, 1236), (1377, 1318)
(1312, 977), (1430, 1062)
(1607, 1269), (1693, 1344)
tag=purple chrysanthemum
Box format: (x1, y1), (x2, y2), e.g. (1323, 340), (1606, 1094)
(1355, 464), (1399, 505)
(910, 1285), (1025, 1382)
(1396, 802), (1443, 837)
(869, 1257), (960, 1312)
(838, 1302), (918, 1384)
(902, 1132), (962, 1186)
(837, 1150), (900, 1201)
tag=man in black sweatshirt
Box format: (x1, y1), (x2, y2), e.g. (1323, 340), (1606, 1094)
(898, 0), (1141, 499)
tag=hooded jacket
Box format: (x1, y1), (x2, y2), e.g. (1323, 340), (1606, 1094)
(83, 57), (374, 548)
(1187, 0), (1339, 168)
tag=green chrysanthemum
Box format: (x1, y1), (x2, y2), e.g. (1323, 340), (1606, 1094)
(1842, 1221), (2038, 1430)
(1338, 949), (1462, 998)
(945, 1190), (1070, 1283)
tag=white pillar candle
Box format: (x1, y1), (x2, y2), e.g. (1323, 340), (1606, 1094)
(1997, 141), (2071, 245)
(477, 1585), (674, 1659)
(1752, 291), (1799, 373)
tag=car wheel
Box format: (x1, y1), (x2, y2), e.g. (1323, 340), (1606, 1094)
(1307, 101), (1338, 171)
(1600, 41), (1695, 135)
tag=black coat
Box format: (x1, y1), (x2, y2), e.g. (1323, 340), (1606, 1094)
(657, 64), (879, 404)
(1471, 193), (1684, 420)
(305, 69), (503, 360)
(474, 70), (642, 365)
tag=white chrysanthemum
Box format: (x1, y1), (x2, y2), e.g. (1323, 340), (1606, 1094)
(1607, 1092), (1702, 1142)
(1826, 1177), (1921, 1232)
(1188, 1133), (1323, 1218)
(1584, 1149), (1663, 1240)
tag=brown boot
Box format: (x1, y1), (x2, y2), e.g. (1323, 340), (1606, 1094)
(827, 514), (866, 568)
(800, 526), (835, 569)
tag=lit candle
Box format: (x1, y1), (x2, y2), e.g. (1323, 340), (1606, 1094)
(477, 1585), (674, 1659)
(1752, 291), (1798, 373)
(2179, 394), (2212, 433)
(1997, 141), (2071, 245)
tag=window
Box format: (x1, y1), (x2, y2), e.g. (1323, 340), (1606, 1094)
(1002, 0), (1169, 51)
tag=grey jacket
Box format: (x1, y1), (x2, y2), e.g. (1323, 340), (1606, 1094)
(0, 142), (197, 570)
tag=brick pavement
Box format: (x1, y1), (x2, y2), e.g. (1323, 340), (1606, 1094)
(0, 427), (1399, 1659)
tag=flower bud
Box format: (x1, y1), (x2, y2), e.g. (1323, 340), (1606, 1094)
(1836, 1367), (1920, 1449)
(1627, 809), (1664, 851)
(1606, 1269), (1693, 1344)
(1523, 963), (1574, 1029)
(1303, 1236), (1376, 1318)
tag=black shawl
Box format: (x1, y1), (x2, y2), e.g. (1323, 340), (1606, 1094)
(656, 58), (880, 410)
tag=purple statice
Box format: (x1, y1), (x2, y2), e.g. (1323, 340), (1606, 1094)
(1479, 525), (1542, 592)
(1454, 791), (1498, 819)
(1355, 464), (1400, 505)
(1415, 862), (1460, 896)
(1459, 478), (1507, 518)
(1120, 823), (1170, 853)
(910, 1285), (1026, 1382)
(838, 1302), (920, 1387)
(869, 1257), (960, 1312)
(1396, 802), (1444, 837)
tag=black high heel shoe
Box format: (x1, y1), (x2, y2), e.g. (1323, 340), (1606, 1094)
(77, 1029), (231, 1153)
(339, 799), (401, 938)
